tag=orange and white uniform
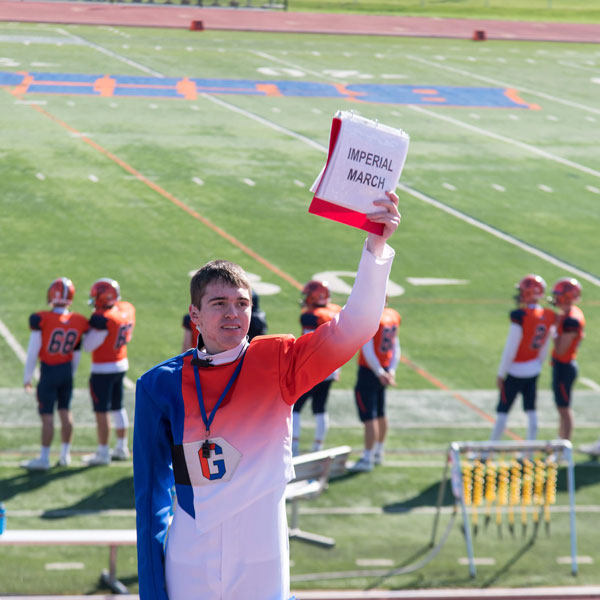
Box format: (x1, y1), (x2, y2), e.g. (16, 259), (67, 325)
(497, 305), (556, 379)
(358, 307), (401, 375)
(23, 308), (89, 381)
(133, 242), (394, 600)
(552, 305), (585, 364)
(84, 301), (136, 373)
(300, 302), (342, 381)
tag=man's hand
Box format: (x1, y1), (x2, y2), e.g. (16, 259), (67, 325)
(496, 376), (504, 391)
(24, 382), (33, 393)
(366, 190), (401, 256)
(378, 371), (396, 387)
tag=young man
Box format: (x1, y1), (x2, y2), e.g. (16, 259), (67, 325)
(490, 274), (556, 444)
(351, 302), (401, 472)
(22, 277), (89, 470)
(550, 277), (585, 442)
(292, 280), (342, 455)
(83, 278), (136, 465)
(133, 191), (400, 600)
(181, 290), (266, 353)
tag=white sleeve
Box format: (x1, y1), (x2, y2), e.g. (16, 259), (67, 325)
(361, 338), (385, 377)
(497, 323), (523, 379)
(389, 337), (401, 373)
(71, 350), (82, 377)
(83, 329), (108, 352)
(23, 331), (42, 384)
(335, 241), (394, 346)
(538, 324), (555, 366)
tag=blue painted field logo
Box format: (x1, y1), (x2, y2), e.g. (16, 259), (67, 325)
(0, 71), (539, 109)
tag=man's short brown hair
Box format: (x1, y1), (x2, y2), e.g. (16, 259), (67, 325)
(190, 260), (252, 309)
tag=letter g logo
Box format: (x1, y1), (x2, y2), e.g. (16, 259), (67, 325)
(199, 443), (226, 480)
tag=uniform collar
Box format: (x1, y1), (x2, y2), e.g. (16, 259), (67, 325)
(195, 338), (249, 367)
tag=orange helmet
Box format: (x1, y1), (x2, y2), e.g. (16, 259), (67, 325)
(47, 277), (75, 306)
(89, 278), (121, 309)
(515, 274), (546, 304)
(551, 278), (581, 307)
(301, 280), (330, 308)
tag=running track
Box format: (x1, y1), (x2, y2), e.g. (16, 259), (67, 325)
(0, 1), (599, 43)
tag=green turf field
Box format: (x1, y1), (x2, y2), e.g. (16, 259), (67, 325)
(286, 0), (600, 22)
(0, 19), (599, 594)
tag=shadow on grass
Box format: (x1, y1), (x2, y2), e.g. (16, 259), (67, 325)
(42, 474), (134, 519)
(1, 466), (91, 503)
(89, 572), (139, 595)
(0, 467), (134, 517)
(479, 533), (537, 588)
(364, 543), (432, 590)
(382, 477), (454, 512)
(560, 462), (600, 492)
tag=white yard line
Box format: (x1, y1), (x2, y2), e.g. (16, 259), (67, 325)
(55, 28), (165, 77)
(406, 54), (600, 116)
(407, 104), (600, 180)
(199, 93), (327, 152)
(397, 182), (600, 288)
(0, 318), (28, 363)
(250, 49), (331, 80)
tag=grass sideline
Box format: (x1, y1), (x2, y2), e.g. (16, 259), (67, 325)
(0, 21), (599, 594)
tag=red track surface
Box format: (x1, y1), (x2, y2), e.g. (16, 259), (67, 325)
(0, 1), (599, 42)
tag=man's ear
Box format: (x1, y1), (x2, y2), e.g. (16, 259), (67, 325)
(189, 303), (200, 324)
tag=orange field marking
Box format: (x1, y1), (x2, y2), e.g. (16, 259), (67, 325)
(26, 101), (304, 291)
(94, 75), (116, 97)
(176, 77), (197, 101)
(256, 83), (283, 97)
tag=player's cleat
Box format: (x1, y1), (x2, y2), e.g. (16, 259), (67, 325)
(82, 451), (111, 466)
(111, 447), (131, 461)
(373, 451), (384, 465)
(350, 457), (373, 472)
(21, 456), (50, 471)
(57, 455), (71, 467)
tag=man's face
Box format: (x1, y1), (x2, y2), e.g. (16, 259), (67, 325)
(190, 281), (251, 354)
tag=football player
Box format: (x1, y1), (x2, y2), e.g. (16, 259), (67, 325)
(351, 301), (401, 472)
(550, 277), (585, 441)
(490, 274), (556, 444)
(82, 278), (136, 465)
(133, 190), (400, 600)
(22, 278), (89, 470)
(292, 279), (342, 455)
(181, 313), (201, 353)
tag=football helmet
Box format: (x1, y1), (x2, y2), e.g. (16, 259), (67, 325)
(515, 274), (546, 304)
(301, 280), (330, 308)
(47, 277), (75, 306)
(89, 278), (121, 309)
(551, 277), (581, 307)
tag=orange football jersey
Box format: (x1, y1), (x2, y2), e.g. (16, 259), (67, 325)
(300, 303), (342, 334)
(358, 307), (401, 369)
(89, 300), (136, 364)
(511, 307), (556, 364)
(552, 305), (585, 363)
(29, 310), (89, 365)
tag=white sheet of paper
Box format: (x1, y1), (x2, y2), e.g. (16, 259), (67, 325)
(313, 112), (409, 214)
